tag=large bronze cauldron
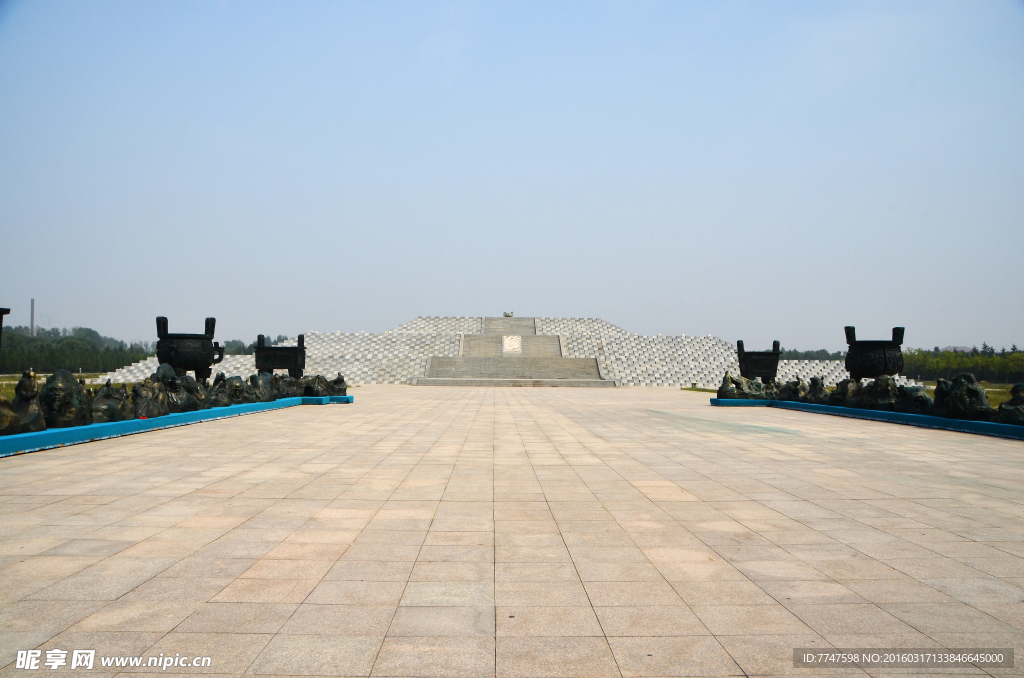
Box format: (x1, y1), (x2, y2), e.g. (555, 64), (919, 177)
(254, 334), (306, 378)
(737, 340), (782, 383)
(844, 326), (904, 381)
(155, 316), (225, 381)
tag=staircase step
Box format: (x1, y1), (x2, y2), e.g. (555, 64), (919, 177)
(414, 377), (617, 387)
(462, 335), (502, 357)
(519, 335), (561, 356)
(428, 357), (601, 380)
(482, 317), (536, 335)
(463, 335), (561, 357)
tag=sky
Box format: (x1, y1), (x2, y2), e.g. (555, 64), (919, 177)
(1, 1), (1022, 351)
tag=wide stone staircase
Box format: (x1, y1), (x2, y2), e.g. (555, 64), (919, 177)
(414, 318), (616, 387)
(462, 335), (561, 357)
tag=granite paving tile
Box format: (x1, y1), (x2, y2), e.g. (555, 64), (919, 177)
(372, 636), (494, 677)
(248, 633), (380, 676)
(174, 602), (298, 634)
(496, 606), (602, 637)
(496, 637), (618, 678)
(388, 605), (494, 636)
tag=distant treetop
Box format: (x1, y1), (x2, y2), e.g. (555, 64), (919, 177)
(779, 348), (846, 361)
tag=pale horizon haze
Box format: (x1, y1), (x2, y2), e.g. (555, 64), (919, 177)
(1, 1), (1022, 351)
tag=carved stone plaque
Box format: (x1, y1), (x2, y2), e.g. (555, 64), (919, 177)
(502, 335), (522, 353)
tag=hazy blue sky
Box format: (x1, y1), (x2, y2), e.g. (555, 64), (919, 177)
(1, 1), (1022, 351)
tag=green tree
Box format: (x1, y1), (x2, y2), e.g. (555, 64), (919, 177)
(223, 339), (256, 355)
(0, 326), (152, 374)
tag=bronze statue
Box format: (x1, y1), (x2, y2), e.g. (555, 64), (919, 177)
(716, 373), (739, 399)
(180, 374), (210, 410)
(804, 376), (830, 404)
(777, 379), (808, 402)
(249, 373), (278, 403)
(275, 375), (305, 398)
(132, 378), (169, 419)
(206, 373), (233, 408)
(716, 372), (774, 400)
(300, 374), (331, 397)
(155, 364), (190, 413)
(153, 363), (209, 413)
(894, 385), (933, 415)
(330, 373), (348, 396)
(996, 383), (1024, 426)
(39, 369), (92, 428)
(0, 371), (46, 435)
(13, 371), (45, 432)
(91, 380), (134, 423)
(858, 375), (899, 411)
(934, 373), (997, 421)
(225, 376), (258, 404)
(0, 397), (18, 436)
(827, 378), (861, 407)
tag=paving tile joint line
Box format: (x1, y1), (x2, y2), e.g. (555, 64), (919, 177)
(710, 398), (1024, 441)
(0, 395), (355, 458)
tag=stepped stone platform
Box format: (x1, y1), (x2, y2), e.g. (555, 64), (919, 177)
(99, 315), (918, 389)
(423, 319), (612, 387)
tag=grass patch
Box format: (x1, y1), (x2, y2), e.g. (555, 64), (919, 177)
(918, 380), (1014, 408)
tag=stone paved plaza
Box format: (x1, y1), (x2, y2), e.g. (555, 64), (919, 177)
(1, 386), (1023, 677)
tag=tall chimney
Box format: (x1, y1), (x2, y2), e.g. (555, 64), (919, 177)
(30, 298), (35, 337)
(0, 307), (9, 357)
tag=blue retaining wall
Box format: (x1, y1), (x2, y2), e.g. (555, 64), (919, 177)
(710, 398), (1024, 441)
(0, 395), (354, 458)
(707, 399), (770, 407)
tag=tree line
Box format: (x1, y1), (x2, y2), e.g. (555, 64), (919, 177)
(781, 344), (1024, 383)
(902, 347), (1024, 383)
(0, 326), (295, 374)
(222, 335), (289, 355)
(781, 348), (846, 360)
(0, 326), (152, 374)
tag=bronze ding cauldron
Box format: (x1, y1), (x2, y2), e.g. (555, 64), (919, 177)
(736, 340), (782, 383)
(155, 316), (225, 381)
(844, 326), (904, 381)
(255, 334), (306, 379)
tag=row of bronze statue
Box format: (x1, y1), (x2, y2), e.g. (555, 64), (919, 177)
(725, 325), (1024, 425)
(1, 315), (340, 437)
(0, 366), (348, 436)
(718, 372), (1024, 426)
